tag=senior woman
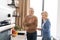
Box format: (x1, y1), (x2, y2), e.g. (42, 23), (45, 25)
(38, 11), (51, 40)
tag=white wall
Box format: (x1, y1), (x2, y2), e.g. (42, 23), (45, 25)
(57, 0), (60, 40)
(0, 0), (15, 23)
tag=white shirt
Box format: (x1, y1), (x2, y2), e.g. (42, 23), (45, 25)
(41, 20), (47, 29)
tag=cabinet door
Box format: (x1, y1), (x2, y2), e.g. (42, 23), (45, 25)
(0, 30), (11, 40)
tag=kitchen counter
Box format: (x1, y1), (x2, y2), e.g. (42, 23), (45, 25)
(0, 24), (15, 40)
(0, 24), (15, 32)
(11, 31), (26, 40)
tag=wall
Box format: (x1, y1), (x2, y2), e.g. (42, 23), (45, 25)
(0, 0), (15, 23)
(57, 0), (60, 40)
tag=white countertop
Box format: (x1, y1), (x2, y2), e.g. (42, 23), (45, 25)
(0, 24), (15, 32)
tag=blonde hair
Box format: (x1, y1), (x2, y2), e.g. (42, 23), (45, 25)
(41, 11), (48, 17)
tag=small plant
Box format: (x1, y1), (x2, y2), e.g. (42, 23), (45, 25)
(14, 25), (22, 31)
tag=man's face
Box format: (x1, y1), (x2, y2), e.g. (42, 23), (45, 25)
(29, 9), (34, 16)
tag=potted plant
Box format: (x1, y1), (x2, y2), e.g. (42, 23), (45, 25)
(14, 25), (22, 31)
(14, 25), (25, 35)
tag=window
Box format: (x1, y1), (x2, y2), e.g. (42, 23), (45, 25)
(44, 0), (57, 38)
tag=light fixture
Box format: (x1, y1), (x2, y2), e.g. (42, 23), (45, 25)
(8, 0), (19, 8)
(15, 0), (19, 7)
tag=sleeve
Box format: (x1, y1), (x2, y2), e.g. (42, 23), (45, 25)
(31, 17), (38, 29)
(23, 16), (27, 27)
(23, 16), (31, 27)
(43, 21), (51, 32)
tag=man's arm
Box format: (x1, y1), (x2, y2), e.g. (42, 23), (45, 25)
(23, 16), (29, 30)
(23, 16), (31, 27)
(23, 16), (29, 27)
(31, 16), (38, 29)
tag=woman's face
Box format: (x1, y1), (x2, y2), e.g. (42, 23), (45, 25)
(41, 13), (47, 20)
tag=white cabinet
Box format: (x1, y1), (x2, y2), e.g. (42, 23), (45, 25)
(11, 35), (26, 40)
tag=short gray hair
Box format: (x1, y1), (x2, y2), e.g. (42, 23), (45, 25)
(41, 11), (48, 17)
